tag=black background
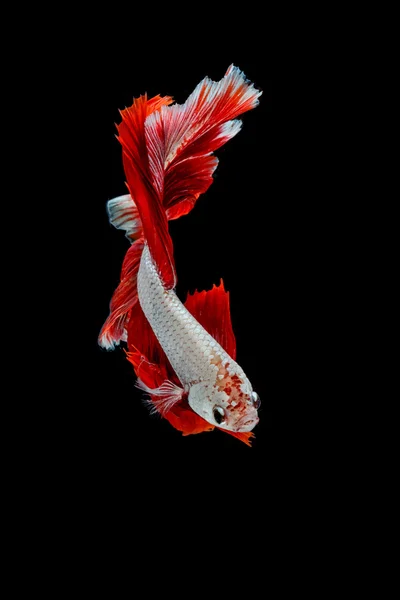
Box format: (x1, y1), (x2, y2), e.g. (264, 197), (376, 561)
(8, 23), (353, 593)
(27, 33), (332, 545)
(5, 13), (362, 591)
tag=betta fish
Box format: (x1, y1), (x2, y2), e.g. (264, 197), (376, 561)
(99, 65), (262, 445)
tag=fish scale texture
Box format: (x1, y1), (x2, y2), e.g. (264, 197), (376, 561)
(137, 245), (243, 387)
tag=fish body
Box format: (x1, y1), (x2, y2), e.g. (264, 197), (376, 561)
(99, 65), (262, 444)
(137, 245), (259, 432)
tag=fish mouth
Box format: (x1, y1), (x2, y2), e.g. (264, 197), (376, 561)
(234, 414), (259, 432)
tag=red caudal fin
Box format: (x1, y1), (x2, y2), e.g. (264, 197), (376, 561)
(100, 67), (260, 351)
(116, 66), (261, 284)
(145, 64), (262, 221)
(100, 94), (175, 349)
(118, 94), (177, 289)
(184, 279), (237, 360)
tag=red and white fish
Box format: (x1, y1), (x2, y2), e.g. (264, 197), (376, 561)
(99, 65), (261, 445)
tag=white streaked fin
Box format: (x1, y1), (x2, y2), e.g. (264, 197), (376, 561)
(146, 63), (262, 170)
(106, 194), (142, 242)
(136, 379), (184, 416)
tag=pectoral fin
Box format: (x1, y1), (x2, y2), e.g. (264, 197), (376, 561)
(136, 379), (184, 416)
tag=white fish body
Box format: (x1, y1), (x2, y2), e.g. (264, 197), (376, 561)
(137, 245), (259, 432)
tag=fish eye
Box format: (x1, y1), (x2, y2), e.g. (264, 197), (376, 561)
(213, 406), (226, 425)
(251, 391), (261, 409)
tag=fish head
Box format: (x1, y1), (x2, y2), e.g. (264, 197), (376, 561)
(187, 374), (260, 433)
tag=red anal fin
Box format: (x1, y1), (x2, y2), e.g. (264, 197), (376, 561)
(127, 342), (216, 436)
(99, 239), (144, 349)
(126, 300), (217, 436)
(126, 348), (166, 391)
(126, 300), (175, 382)
(184, 279), (236, 360)
(166, 406), (215, 436)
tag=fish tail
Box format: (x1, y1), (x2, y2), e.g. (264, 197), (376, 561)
(145, 64), (262, 223)
(98, 94), (174, 350)
(99, 66), (261, 349)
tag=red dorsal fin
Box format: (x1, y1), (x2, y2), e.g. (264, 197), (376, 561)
(184, 279), (236, 360)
